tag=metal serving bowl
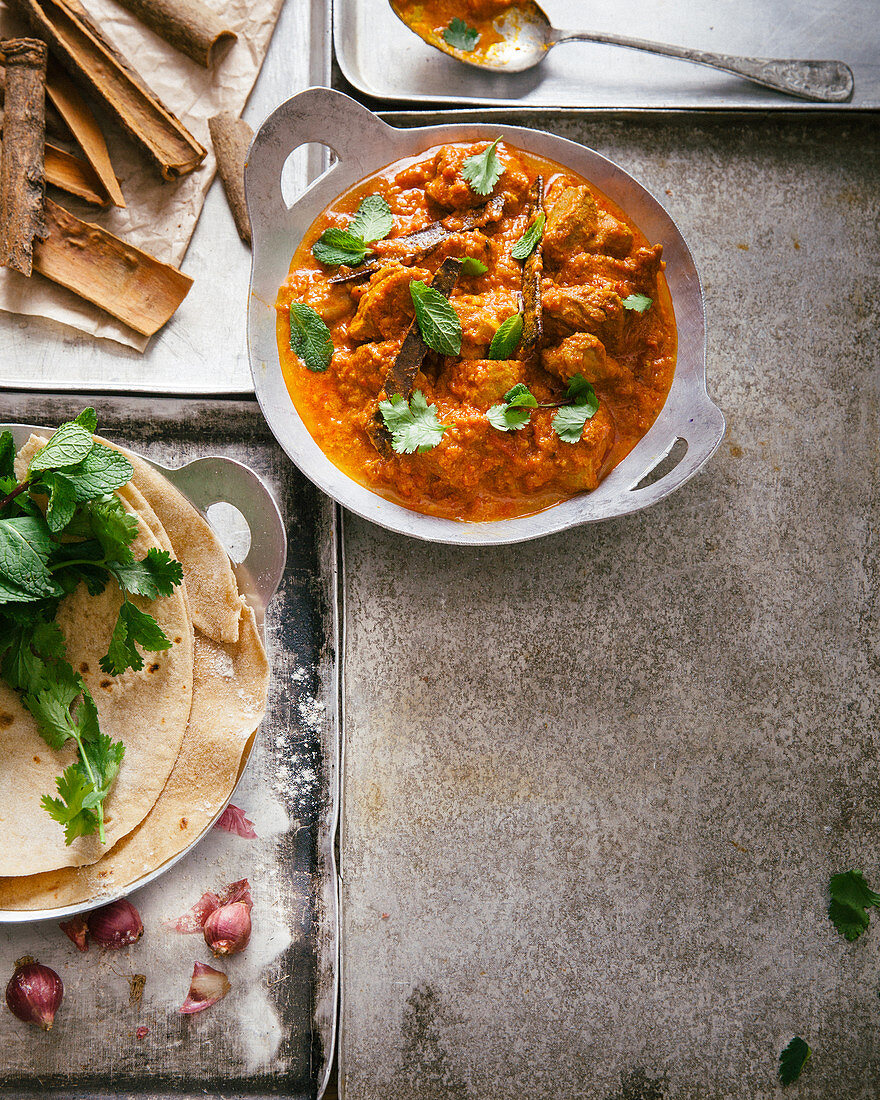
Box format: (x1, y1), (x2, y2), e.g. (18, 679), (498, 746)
(0, 427), (286, 924)
(246, 87), (724, 545)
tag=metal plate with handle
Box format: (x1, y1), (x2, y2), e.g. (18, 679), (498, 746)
(246, 86), (725, 546)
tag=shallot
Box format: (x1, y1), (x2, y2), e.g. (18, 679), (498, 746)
(179, 961), (230, 1014)
(6, 960), (63, 1030)
(203, 901), (251, 957)
(87, 899), (144, 948)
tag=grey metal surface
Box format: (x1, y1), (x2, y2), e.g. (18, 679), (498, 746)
(338, 110), (880, 1098)
(0, 428), (287, 925)
(0, 0), (330, 396)
(246, 87), (724, 545)
(0, 393), (339, 1100)
(336, 0), (879, 108)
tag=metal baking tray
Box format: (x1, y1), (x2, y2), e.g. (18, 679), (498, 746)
(0, 394), (339, 1100)
(334, 0), (879, 108)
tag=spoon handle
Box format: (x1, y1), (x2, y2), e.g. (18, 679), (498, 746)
(551, 29), (854, 103)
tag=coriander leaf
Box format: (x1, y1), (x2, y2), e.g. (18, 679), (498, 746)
(511, 212), (545, 261)
(110, 548), (184, 599)
(84, 731), (125, 801)
(379, 391), (448, 455)
(290, 302), (334, 372)
(552, 375), (600, 443)
(42, 762), (99, 845)
(312, 227), (373, 267)
(0, 431), (14, 480)
(74, 407), (98, 433)
(828, 869), (880, 941)
(0, 516), (59, 599)
(28, 421), (94, 474)
(486, 383), (538, 432)
(410, 280), (462, 356)
(0, 617), (65, 693)
(503, 383), (539, 409)
(348, 194), (393, 243)
(622, 293), (653, 313)
(779, 1037), (811, 1086)
(40, 471), (79, 533)
(100, 600), (172, 676)
(442, 16), (480, 51)
(488, 312), (524, 360)
(462, 138), (504, 197)
(84, 497), (139, 563)
(23, 665), (84, 750)
(460, 257), (488, 276)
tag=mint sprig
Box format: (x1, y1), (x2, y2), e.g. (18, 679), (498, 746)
(488, 312), (523, 360)
(511, 212), (545, 261)
(410, 280), (462, 356)
(289, 302), (334, 372)
(312, 194), (394, 266)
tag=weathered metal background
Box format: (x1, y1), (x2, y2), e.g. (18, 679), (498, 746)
(0, 394), (338, 1100)
(338, 110), (880, 1099)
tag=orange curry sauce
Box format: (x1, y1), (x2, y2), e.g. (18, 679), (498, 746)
(276, 141), (677, 522)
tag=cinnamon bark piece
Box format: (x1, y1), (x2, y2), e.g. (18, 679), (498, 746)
(0, 63), (69, 140)
(33, 197), (193, 335)
(44, 63), (124, 206)
(369, 257), (463, 456)
(7, 0), (207, 180)
(0, 38), (47, 276)
(208, 112), (252, 244)
(520, 175), (544, 351)
(45, 142), (107, 204)
(115, 0), (236, 68)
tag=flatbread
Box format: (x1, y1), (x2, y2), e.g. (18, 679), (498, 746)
(0, 488), (194, 876)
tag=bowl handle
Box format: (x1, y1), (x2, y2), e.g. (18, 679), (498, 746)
(245, 87), (392, 242)
(626, 397), (726, 503)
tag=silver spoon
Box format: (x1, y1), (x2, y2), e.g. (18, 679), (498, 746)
(390, 0), (854, 103)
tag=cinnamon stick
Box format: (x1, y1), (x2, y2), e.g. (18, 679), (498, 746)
(0, 38), (47, 276)
(45, 63), (124, 206)
(208, 112), (252, 244)
(45, 142), (108, 204)
(521, 176), (543, 351)
(115, 0), (236, 68)
(7, 0), (207, 180)
(1, 63), (69, 140)
(33, 197), (193, 335)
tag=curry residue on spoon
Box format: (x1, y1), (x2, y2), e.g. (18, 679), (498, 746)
(276, 140), (677, 522)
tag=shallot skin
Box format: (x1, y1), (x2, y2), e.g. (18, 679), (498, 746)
(6, 962), (64, 1030)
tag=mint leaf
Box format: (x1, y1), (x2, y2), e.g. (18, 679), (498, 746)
(552, 374), (600, 443)
(829, 869), (880, 941)
(622, 293), (653, 312)
(486, 383), (538, 432)
(290, 302), (334, 372)
(379, 391), (448, 454)
(74, 407), (98, 433)
(59, 446), (134, 501)
(349, 194), (393, 243)
(312, 227), (373, 267)
(779, 1037), (811, 1086)
(28, 422), (94, 474)
(488, 312), (523, 360)
(41, 472), (79, 533)
(110, 548), (184, 599)
(462, 139), (504, 197)
(442, 17), (479, 51)
(0, 516), (59, 598)
(100, 600), (173, 676)
(511, 212), (545, 261)
(460, 258), (488, 276)
(410, 280), (461, 356)
(0, 431), (14, 481)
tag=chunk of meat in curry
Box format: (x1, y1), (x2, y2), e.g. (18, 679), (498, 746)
(276, 140), (677, 522)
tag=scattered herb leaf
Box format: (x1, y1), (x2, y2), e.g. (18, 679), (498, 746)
(622, 293), (653, 313)
(289, 302), (333, 372)
(460, 257), (488, 276)
(379, 391), (448, 454)
(442, 16), (480, 51)
(312, 227), (373, 267)
(488, 312), (524, 360)
(348, 194), (394, 243)
(779, 1037), (811, 1086)
(487, 383), (538, 432)
(552, 374), (600, 443)
(828, 869), (880, 941)
(462, 138), (504, 197)
(410, 280), (462, 356)
(511, 212), (545, 261)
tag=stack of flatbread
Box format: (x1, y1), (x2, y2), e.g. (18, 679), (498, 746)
(0, 433), (269, 910)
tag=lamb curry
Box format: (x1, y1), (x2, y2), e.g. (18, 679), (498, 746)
(276, 139), (677, 522)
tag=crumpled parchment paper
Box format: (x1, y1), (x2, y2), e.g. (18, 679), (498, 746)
(0, 0), (284, 351)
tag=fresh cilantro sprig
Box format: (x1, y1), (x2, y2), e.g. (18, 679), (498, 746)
(462, 139), (504, 197)
(622, 293), (653, 312)
(410, 280), (462, 356)
(312, 194), (394, 266)
(828, 869), (880, 941)
(289, 302), (334, 372)
(379, 391), (448, 454)
(779, 1037), (811, 1086)
(487, 384), (537, 432)
(460, 257), (488, 276)
(0, 411), (184, 844)
(443, 17), (479, 51)
(552, 375), (600, 443)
